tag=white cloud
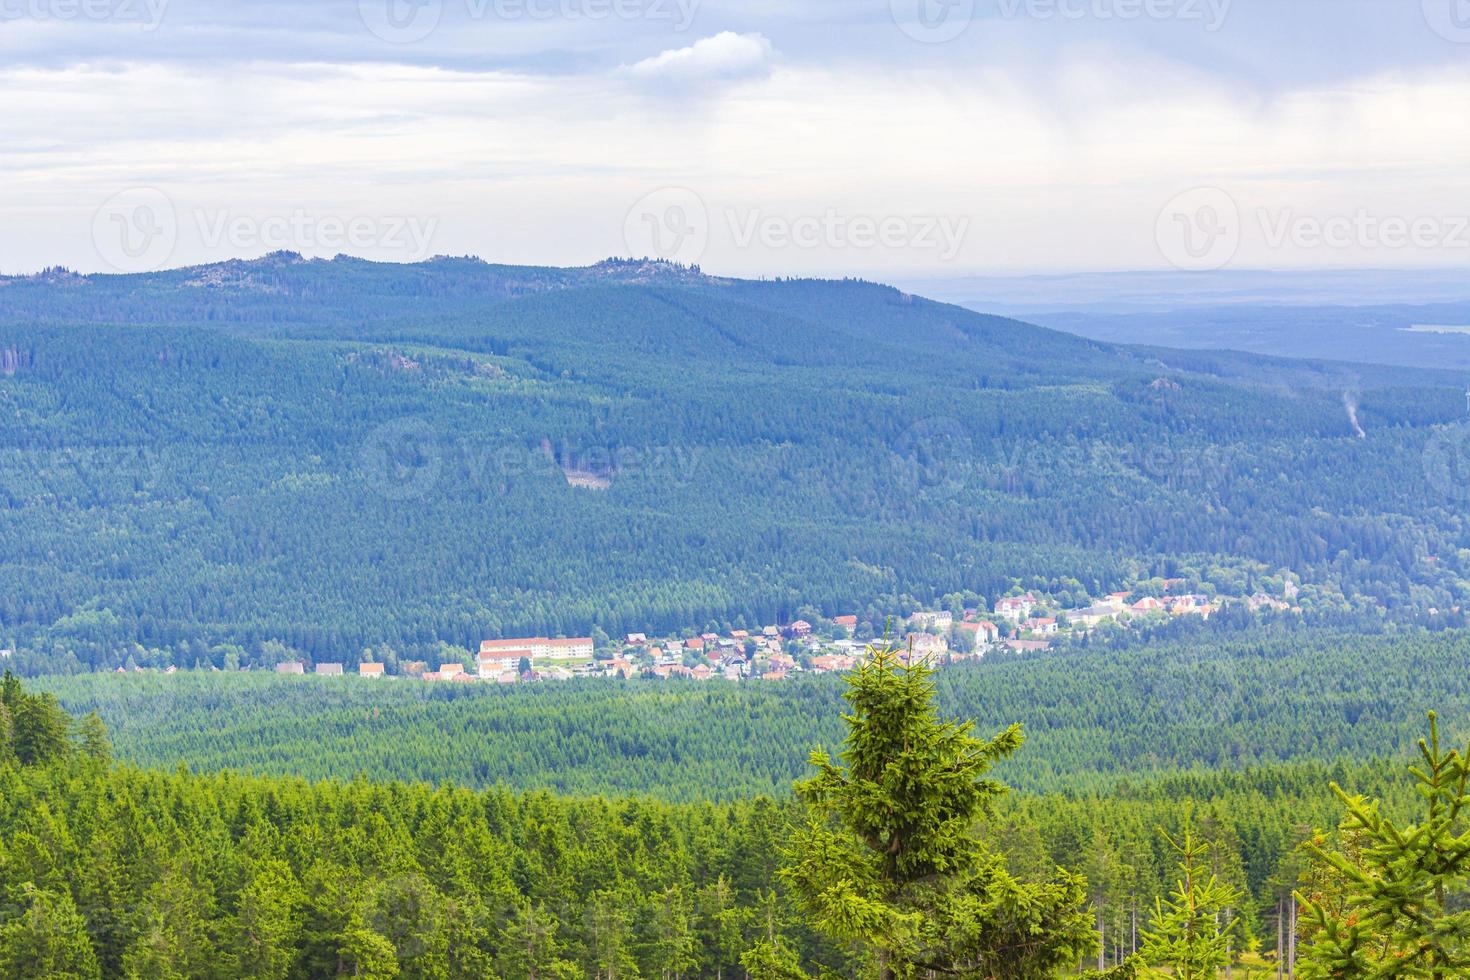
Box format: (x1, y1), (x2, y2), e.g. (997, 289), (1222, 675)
(626, 32), (774, 83)
(6, 9), (1470, 277)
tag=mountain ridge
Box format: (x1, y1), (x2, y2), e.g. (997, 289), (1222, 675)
(1, 256), (1468, 671)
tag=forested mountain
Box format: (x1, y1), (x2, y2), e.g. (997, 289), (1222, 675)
(3, 254), (1470, 670)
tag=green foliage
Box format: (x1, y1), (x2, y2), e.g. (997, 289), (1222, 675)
(741, 941), (810, 980)
(1, 260), (1467, 672)
(1, 671), (76, 767)
(495, 903), (579, 979)
(37, 626), (1470, 799)
(1298, 712), (1470, 978)
(76, 712), (111, 765)
(0, 883), (102, 979)
(784, 646), (1095, 978)
(1139, 811), (1243, 979)
(3, 646), (1464, 978)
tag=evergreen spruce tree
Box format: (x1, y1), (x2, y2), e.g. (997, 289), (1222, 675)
(1139, 810), (1243, 980)
(0, 697), (13, 766)
(337, 911), (400, 979)
(233, 859), (304, 980)
(1082, 826), (1134, 973)
(75, 712), (111, 765)
(696, 876), (751, 980)
(0, 670), (20, 710)
(8, 685), (70, 766)
(742, 940), (811, 980)
(496, 902), (579, 980)
(1297, 712), (1470, 979)
(781, 644), (1096, 979)
(0, 883), (102, 980)
(122, 855), (220, 979)
(583, 891), (639, 980)
(643, 885), (699, 980)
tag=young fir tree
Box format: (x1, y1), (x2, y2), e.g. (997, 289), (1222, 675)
(0, 696), (12, 766)
(75, 711), (111, 765)
(495, 902), (579, 980)
(742, 940), (811, 980)
(781, 644), (1096, 979)
(0, 883), (102, 980)
(1297, 712), (1470, 979)
(1138, 810), (1243, 980)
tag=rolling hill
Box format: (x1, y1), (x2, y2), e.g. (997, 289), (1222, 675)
(2, 254), (1468, 670)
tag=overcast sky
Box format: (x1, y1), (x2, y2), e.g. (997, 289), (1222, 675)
(5, 0), (1470, 277)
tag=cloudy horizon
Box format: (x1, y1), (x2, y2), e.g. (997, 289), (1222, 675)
(6, 0), (1470, 278)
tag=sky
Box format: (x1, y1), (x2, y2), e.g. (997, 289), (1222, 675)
(5, 0), (1470, 277)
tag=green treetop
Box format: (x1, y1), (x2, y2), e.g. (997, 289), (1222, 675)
(1139, 810), (1243, 979)
(781, 644), (1096, 979)
(1298, 712), (1470, 979)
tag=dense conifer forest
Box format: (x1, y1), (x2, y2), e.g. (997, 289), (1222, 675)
(3, 258), (1470, 671)
(5, 260), (1470, 977)
(38, 626), (1470, 799)
(4, 658), (1462, 978)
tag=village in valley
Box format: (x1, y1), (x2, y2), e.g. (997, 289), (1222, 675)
(269, 580), (1300, 684)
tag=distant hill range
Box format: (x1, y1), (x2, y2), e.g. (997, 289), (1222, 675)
(1, 255), (1467, 670)
(899, 269), (1470, 372)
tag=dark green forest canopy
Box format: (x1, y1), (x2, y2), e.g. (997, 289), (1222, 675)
(3, 256), (1470, 669)
(38, 626), (1470, 801)
(0, 669), (1445, 978)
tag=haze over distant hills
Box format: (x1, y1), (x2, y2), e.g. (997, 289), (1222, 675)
(3, 254), (1469, 671)
(901, 269), (1470, 372)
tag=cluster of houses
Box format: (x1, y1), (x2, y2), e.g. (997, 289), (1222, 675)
(265, 581), (1301, 683)
(601, 621), (864, 682)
